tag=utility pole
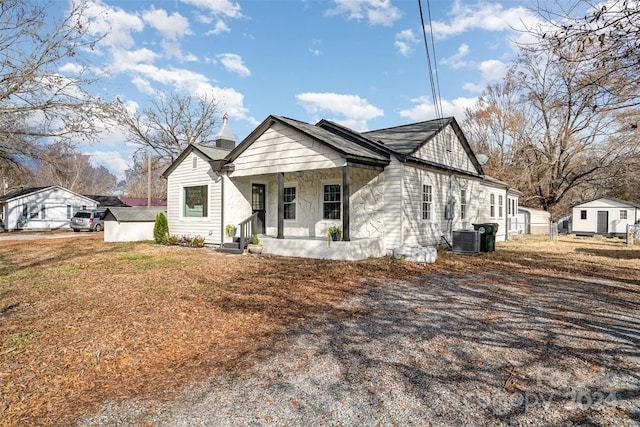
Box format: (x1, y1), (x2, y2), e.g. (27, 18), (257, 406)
(147, 150), (151, 208)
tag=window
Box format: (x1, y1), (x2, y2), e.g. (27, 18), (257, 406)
(323, 184), (341, 220)
(422, 185), (432, 220)
(192, 157), (197, 169)
(29, 204), (39, 219)
(498, 195), (503, 217)
(40, 205), (46, 219)
(22, 204), (28, 218)
(284, 186), (296, 220)
(620, 210), (628, 220)
(580, 210), (587, 220)
(67, 205), (72, 219)
(460, 189), (467, 220)
(183, 185), (208, 217)
(490, 194), (496, 217)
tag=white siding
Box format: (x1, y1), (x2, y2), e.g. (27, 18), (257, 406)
(166, 151), (222, 244)
(104, 221), (155, 242)
(382, 157), (404, 250)
(572, 198), (639, 234)
(230, 123), (346, 177)
(412, 125), (476, 174)
(3, 187), (96, 231)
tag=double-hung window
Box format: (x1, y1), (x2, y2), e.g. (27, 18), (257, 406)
(620, 210), (627, 220)
(580, 210), (587, 220)
(422, 185), (432, 221)
(323, 184), (341, 220)
(490, 194), (496, 218)
(460, 189), (467, 220)
(498, 195), (503, 217)
(183, 185), (208, 217)
(284, 186), (296, 220)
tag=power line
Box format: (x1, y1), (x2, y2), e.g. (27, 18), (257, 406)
(418, 0), (444, 121)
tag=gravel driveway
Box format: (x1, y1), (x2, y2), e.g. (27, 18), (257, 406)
(78, 271), (639, 426)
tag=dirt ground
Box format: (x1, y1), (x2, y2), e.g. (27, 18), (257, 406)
(0, 233), (638, 426)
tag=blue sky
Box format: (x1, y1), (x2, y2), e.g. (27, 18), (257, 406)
(66, 0), (546, 179)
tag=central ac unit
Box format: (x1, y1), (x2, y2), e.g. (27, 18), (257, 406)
(452, 230), (481, 254)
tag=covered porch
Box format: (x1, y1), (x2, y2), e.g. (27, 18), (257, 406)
(259, 235), (385, 261)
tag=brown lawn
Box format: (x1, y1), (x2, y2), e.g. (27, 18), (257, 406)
(0, 233), (638, 426)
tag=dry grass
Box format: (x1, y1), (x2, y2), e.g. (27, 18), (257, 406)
(0, 233), (638, 426)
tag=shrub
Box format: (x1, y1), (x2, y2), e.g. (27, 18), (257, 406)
(191, 235), (206, 247)
(252, 234), (260, 245)
(165, 235), (179, 245)
(153, 213), (169, 244)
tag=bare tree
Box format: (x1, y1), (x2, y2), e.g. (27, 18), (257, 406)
(464, 46), (640, 217)
(0, 0), (108, 174)
(114, 92), (220, 164)
(121, 151), (168, 199)
(531, 0), (640, 110)
(31, 143), (118, 194)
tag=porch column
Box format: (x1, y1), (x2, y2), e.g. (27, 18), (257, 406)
(277, 172), (284, 239)
(342, 165), (350, 241)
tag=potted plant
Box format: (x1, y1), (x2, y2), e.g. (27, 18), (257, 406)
(225, 224), (237, 238)
(327, 224), (341, 246)
(247, 234), (263, 254)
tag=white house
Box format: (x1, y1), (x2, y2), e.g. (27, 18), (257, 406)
(162, 115), (520, 260)
(571, 197), (640, 237)
(0, 186), (97, 231)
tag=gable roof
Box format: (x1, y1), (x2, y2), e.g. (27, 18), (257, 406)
(571, 196), (640, 209)
(0, 185), (96, 204)
(362, 117), (484, 175)
(120, 197), (167, 207)
(85, 195), (128, 207)
(161, 143), (232, 178)
(226, 115), (390, 168)
(104, 207), (166, 222)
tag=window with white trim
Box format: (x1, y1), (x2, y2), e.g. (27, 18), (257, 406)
(183, 185), (208, 217)
(620, 210), (627, 220)
(29, 204), (39, 219)
(284, 186), (296, 220)
(580, 210), (587, 220)
(460, 189), (467, 220)
(490, 194), (496, 217)
(498, 195), (503, 217)
(323, 183), (341, 220)
(40, 205), (46, 219)
(422, 185), (432, 221)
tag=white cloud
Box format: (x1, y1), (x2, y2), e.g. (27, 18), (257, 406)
(430, 0), (539, 40)
(395, 29), (419, 56)
(179, 0), (243, 18)
(110, 48), (159, 73)
(462, 59), (508, 93)
(326, 0), (402, 26)
(85, 150), (132, 180)
(59, 62), (84, 74)
(131, 77), (155, 94)
(441, 43), (470, 69)
(217, 53), (251, 77)
(296, 92), (384, 131)
(206, 19), (231, 35)
(399, 95), (478, 123)
(142, 8), (191, 40)
(84, 1), (144, 50)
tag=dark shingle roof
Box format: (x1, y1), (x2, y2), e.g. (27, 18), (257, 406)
(194, 144), (232, 160)
(103, 207), (166, 222)
(0, 186), (50, 201)
(362, 118), (451, 156)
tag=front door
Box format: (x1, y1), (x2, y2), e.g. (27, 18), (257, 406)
(252, 184), (266, 234)
(597, 211), (608, 234)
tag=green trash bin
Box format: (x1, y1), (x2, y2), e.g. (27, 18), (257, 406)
(472, 223), (499, 252)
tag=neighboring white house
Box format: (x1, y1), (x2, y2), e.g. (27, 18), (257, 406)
(571, 197), (640, 237)
(0, 186), (97, 231)
(517, 207), (552, 235)
(162, 115), (520, 260)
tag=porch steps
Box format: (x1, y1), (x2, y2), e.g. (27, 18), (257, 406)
(216, 238), (243, 255)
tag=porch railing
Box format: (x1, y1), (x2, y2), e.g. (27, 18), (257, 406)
(237, 212), (258, 250)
